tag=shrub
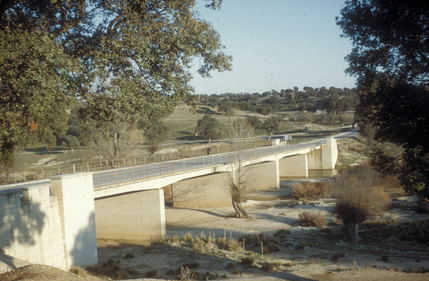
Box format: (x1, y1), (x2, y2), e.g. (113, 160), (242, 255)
(292, 181), (331, 199)
(331, 163), (390, 242)
(124, 253), (135, 259)
(241, 257), (255, 267)
(273, 229), (290, 239)
(70, 267), (88, 277)
(182, 232), (193, 241)
(298, 211), (327, 227)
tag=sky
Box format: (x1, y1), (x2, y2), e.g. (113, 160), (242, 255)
(189, 0), (357, 95)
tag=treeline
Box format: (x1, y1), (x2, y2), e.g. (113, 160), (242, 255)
(200, 86), (358, 117)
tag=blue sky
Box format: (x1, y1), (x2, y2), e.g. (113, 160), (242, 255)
(189, 0), (356, 95)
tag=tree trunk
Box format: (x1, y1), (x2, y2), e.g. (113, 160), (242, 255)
(344, 221), (360, 243)
(232, 199), (249, 218)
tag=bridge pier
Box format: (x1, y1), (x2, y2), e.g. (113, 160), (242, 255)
(307, 137), (338, 170)
(94, 189), (166, 241)
(279, 154), (309, 178)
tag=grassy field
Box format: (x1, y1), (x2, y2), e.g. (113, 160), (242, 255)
(3, 102), (355, 184)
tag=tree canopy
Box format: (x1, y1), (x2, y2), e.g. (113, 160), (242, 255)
(195, 115), (219, 143)
(0, 0), (232, 171)
(337, 0), (429, 199)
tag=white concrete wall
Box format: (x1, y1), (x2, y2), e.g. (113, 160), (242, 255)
(307, 137), (338, 170)
(0, 185), (67, 270)
(172, 161), (279, 208)
(172, 173), (231, 207)
(51, 173), (98, 269)
(95, 189), (166, 241)
(279, 154), (308, 178)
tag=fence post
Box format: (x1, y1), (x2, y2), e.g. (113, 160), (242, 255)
(159, 163), (162, 175)
(172, 162), (174, 173)
(146, 165), (148, 178)
(73, 164), (76, 173)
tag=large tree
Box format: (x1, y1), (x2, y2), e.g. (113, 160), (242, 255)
(337, 0), (429, 199)
(195, 115), (219, 143)
(0, 0), (232, 172)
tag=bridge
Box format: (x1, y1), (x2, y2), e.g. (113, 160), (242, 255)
(0, 136), (340, 271)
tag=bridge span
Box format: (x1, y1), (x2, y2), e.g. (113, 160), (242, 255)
(0, 136), (338, 271)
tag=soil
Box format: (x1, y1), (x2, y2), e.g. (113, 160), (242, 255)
(2, 182), (429, 280)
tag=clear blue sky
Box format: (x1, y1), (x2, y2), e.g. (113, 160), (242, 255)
(189, 0), (356, 95)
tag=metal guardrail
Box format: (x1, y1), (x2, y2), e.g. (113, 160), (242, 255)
(92, 138), (327, 189)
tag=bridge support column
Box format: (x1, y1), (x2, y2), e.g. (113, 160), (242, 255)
(307, 137), (338, 169)
(51, 173), (98, 270)
(279, 154), (308, 178)
(95, 189), (166, 241)
(274, 156), (280, 189)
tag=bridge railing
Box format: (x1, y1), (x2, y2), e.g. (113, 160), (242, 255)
(93, 138), (327, 189)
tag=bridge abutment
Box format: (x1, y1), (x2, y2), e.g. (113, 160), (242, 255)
(51, 173), (98, 269)
(94, 189), (166, 241)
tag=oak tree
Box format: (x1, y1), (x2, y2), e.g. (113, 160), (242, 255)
(337, 0), (429, 199)
(0, 0), (232, 171)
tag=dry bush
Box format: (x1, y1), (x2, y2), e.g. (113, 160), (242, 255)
(292, 181), (331, 199)
(70, 267), (88, 277)
(298, 211), (327, 227)
(331, 163), (391, 242)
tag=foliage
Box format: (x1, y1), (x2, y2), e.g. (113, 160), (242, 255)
(195, 115), (219, 143)
(263, 116), (282, 139)
(337, 0), (429, 199)
(246, 116), (262, 128)
(144, 119), (169, 148)
(256, 106), (272, 117)
(331, 163), (391, 242)
(0, 0), (232, 170)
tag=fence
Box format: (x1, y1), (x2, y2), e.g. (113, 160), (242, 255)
(0, 136), (322, 186)
(92, 138), (327, 189)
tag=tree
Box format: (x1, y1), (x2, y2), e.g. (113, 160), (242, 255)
(263, 116), (282, 140)
(226, 118), (255, 218)
(55, 111), (82, 152)
(256, 106), (272, 117)
(0, 0), (232, 171)
(246, 116), (262, 128)
(144, 119), (169, 157)
(331, 163), (390, 242)
(195, 115), (219, 143)
(337, 1), (429, 200)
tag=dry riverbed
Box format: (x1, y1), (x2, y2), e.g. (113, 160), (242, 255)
(93, 184), (429, 281)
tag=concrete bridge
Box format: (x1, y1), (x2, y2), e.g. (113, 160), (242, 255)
(0, 137), (337, 271)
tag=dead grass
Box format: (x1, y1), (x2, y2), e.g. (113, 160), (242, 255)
(292, 181), (331, 199)
(70, 267), (88, 277)
(298, 211), (328, 227)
